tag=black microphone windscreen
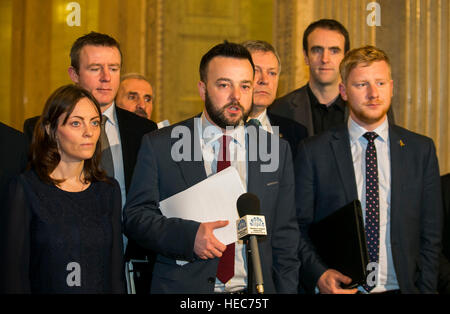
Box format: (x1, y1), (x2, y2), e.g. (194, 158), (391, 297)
(236, 193), (260, 217)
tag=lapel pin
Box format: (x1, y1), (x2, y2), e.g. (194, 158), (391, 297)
(399, 140), (405, 147)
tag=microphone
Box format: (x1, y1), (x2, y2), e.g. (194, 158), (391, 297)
(236, 193), (267, 294)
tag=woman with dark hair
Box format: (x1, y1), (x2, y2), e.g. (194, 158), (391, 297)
(0, 84), (125, 293)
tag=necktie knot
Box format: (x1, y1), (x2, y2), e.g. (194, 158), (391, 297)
(246, 118), (262, 127)
(221, 134), (231, 146)
(217, 135), (231, 173)
(100, 114), (114, 177)
(363, 132), (378, 144)
(102, 114), (108, 125)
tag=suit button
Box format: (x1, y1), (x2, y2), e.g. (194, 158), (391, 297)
(207, 277), (215, 284)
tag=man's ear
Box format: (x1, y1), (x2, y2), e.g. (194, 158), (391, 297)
(339, 82), (348, 101)
(68, 66), (79, 84)
(198, 81), (206, 101)
(303, 49), (310, 66)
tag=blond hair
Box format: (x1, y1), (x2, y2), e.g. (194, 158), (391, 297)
(339, 45), (391, 84)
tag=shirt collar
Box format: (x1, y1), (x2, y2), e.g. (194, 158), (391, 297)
(248, 109), (273, 133)
(307, 83), (345, 111)
(102, 102), (118, 126)
(348, 115), (389, 144)
(200, 112), (246, 148)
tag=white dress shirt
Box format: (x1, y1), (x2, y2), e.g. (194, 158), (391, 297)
(252, 109), (274, 134)
(103, 104), (127, 249)
(348, 116), (399, 293)
(197, 113), (248, 293)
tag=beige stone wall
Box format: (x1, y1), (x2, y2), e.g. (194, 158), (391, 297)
(274, 0), (377, 97)
(1, 0), (449, 173)
(274, 0), (450, 174)
(153, 0), (273, 124)
(377, 0), (450, 174)
(0, 0), (273, 129)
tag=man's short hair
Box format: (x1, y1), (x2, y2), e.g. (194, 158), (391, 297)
(119, 73), (154, 100)
(120, 73), (152, 85)
(241, 40), (281, 71)
(303, 19), (350, 54)
(199, 41), (255, 82)
(70, 31), (122, 73)
(339, 45), (391, 84)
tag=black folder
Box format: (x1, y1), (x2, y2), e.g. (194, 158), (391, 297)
(308, 200), (369, 288)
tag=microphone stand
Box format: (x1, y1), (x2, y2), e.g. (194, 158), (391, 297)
(245, 237), (264, 294)
(245, 239), (254, 293)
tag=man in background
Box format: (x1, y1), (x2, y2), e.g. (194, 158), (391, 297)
(270, 19), (394, 136)
(22, 32), (157, 294)
(242, 40), (307, 158)
(295, 46), (441, 294)
(116, 73), (154, 120)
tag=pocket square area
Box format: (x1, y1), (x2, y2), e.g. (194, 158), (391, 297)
(266, 181), (279, 186)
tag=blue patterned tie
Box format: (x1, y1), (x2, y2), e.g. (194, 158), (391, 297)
(363, 132), (379, 292)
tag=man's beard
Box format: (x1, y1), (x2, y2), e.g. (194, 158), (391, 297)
(351, 101), (390, 126)
(204, 91), (251, 129)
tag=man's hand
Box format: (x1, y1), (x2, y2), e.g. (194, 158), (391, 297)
(317, 269), (358, 294)
(194, 220), (228, 259)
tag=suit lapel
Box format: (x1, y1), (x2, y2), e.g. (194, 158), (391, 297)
(115, 107), (134, 192)
(247, 146), (260, 196)
(247, 158), (259, 195)
(330, 127), (358, 201)
(388, 125), (406, 230)
(246, 127), (268, 196)
(173, 117), (207, 188)
(292, 86), (314, 136)
(266, 112), (287, 142)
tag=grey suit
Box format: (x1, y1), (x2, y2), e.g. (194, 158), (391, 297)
(123, 116), (300, 293)
(295, 123), (442, 293)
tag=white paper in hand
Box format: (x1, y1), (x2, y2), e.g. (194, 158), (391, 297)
(159, 167), (244, 246)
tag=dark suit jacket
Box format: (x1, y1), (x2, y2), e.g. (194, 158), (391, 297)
(267, 112), (308, 160)
(22, 116), (37, 145)
(269, 84), (395, 136)
(439, 174), (450, 294)
(0, 122), (28, 213)
(114, 107), (158, 192)
(295, 123), (442, 293)
(123, 116), (300, 294)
